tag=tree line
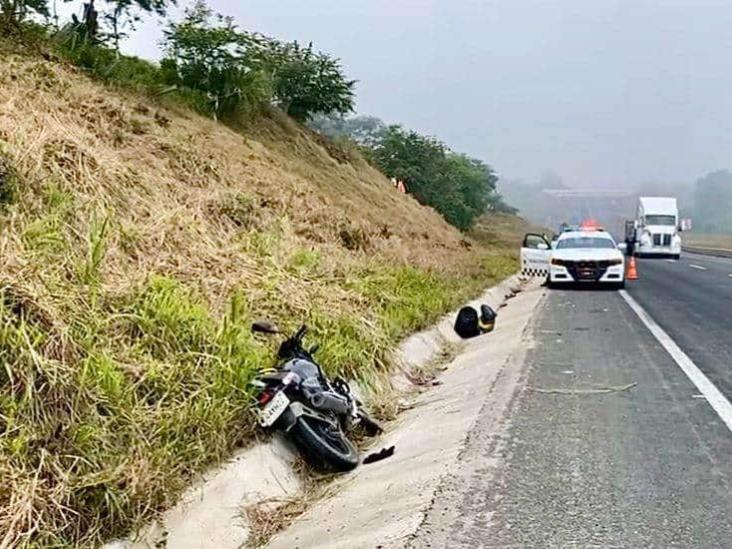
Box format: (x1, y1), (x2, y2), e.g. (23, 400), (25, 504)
(310, 115), (515, 230)
(693, 170), (732, 233)
(2, 0), (355, 122)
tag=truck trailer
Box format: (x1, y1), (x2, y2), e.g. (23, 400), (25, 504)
(631, 196), (682, 259)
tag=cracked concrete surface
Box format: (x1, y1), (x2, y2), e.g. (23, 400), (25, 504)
(266, 284), (544, 549)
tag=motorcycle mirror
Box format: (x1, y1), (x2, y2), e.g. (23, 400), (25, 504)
(251, 321), (280, 335)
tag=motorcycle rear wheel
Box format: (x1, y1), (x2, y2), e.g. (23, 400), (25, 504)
(290, 416), (359, 472)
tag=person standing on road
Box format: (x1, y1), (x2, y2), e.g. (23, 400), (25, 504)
(624, 220), (636, 257)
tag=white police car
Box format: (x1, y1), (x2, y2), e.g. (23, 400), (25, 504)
(521, 228), (626, 289)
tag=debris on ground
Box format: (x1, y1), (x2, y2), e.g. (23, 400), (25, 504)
(405, 370), (438, 386)
(363, 446), (396, 465)
(531, 382), (637, 395)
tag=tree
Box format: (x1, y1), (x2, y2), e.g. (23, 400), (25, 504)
(694, 170), (732, 233)
(104, 0), (175, 51)
(367, 125), (502, 230)
(369, 125), (446, 204)
(70, 1), (100, 43)
(162, 1), (355, 122)
(309, 114), (386, 148)
(263, 41), (356, 122)
(0, 0), (48, 31)
(73, 0), (175, 48)
(161, 1), (271, 119)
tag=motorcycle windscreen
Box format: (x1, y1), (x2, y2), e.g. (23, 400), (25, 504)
(282, 358), (320, 379)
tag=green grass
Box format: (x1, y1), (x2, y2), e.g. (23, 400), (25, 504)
(0, 242), (517, 546)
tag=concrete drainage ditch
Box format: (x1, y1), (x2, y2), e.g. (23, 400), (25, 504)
(105, 275), (528, 549)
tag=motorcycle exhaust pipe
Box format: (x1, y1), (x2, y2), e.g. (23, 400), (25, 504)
(310, 392), (350, 415)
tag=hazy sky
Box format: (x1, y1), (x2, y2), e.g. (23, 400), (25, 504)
(65, 1), (732, 188)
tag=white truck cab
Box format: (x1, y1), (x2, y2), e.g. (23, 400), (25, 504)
(634, 196), (682, 259)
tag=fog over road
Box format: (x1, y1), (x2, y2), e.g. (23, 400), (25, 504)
(412, 254), (732, 548)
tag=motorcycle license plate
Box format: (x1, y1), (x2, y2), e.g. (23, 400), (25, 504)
(258, 391), (290, 427)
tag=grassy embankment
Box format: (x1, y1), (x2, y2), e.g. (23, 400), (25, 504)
(684, 233), (732, 250)
(0, 53), (527, 546)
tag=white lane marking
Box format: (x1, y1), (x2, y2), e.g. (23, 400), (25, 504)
(689, 264), (707, 271)
(666, 259), (676, 264)
(620, 290), (732, 433)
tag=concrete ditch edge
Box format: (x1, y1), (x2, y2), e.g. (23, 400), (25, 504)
(264, 280), (542, 549)
(104, 275), (526, 549)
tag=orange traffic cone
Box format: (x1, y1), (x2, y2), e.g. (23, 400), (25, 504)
(626, 256), (639, 280)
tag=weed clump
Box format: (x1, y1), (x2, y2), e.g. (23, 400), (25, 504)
(0, 155), (18, 207)
(219, 192), (260, 229)
(338, 222), (370, 251)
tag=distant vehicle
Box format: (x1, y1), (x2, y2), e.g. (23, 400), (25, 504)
(632, 196), (682, 259)
(520, 228), (626, 289)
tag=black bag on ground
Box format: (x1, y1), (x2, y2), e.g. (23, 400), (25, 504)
(454, 306), (481, 339)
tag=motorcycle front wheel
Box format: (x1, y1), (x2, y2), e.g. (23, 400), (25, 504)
(290, 416), (359, 472)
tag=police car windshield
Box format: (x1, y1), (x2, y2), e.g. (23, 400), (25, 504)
(556, 237), (616, 249)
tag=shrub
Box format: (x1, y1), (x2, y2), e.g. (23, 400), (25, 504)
(160, 1), (273, 119)
(264, 40), (355, 122)
(161, 1), (354, 121)
(0, 155), (18, 208)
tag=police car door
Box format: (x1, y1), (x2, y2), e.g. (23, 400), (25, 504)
(521, 233), (551, 278)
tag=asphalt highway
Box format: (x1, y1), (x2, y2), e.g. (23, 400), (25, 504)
(412, 254), (732, 548)
(627, 253), (732, 399)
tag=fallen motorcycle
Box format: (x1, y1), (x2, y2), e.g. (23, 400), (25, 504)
(250, 322), (382, 472)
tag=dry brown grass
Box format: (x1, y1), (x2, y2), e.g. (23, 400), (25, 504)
(469, 213), (545, 250)
(684, 232), (732, 250)
(242, 460), (340, 548)
(0, 53), (521, 546)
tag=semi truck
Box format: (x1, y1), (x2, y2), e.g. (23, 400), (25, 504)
(626, 196), (682, 259)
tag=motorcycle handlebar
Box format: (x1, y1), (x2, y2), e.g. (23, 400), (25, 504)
(277, 325), (310, 360)
(294, 324), (308, 342)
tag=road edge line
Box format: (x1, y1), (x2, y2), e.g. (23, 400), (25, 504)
(619, 290), (732, 433)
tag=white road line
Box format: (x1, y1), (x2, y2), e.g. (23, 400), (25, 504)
(689, 264), (707, 271)
(620, 290), (732, 433)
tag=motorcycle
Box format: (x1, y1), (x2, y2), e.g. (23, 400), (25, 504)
(250, 322), (382, 472)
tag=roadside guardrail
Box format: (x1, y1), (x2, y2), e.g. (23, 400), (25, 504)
(683, 245), (732, 259)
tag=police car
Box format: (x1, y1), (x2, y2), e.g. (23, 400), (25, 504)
(521, 227), (626, 289)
